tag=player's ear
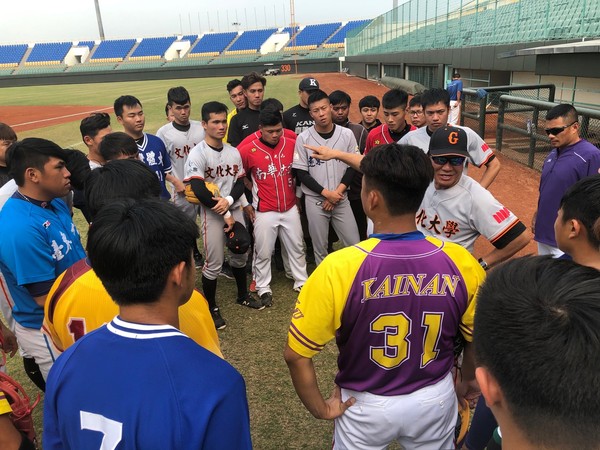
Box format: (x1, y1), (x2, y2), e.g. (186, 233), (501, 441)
(169, 260), (188, 287)
(83, 135), (94, 147)
(570, 219), (583, 240)
(476, 366), (503, 408)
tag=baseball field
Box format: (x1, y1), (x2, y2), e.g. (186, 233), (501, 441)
(1, 73), (539, 449)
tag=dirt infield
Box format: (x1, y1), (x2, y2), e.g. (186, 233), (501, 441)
(0, 105), (112, 132)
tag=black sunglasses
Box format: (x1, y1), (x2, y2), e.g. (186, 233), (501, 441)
(431, 156), (466, 166)
(544, 122), (577, 136)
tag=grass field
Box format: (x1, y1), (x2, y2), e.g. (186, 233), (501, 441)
(2, 75), (348, 449)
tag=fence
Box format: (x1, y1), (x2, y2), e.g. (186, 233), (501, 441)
(461, 84), (556, 140)
(495, 95), (600, 171)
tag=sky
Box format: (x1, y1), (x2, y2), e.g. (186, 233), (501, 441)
(2, 1), (394, 44)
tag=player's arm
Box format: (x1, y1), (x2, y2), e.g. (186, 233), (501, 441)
(478, 156), (501, 189)
(189, 178), (219, 209)
(304, 144), (364, 171)
(228, 116), (242, 148)
(0, 321), (18, 357)
(165, 173), (185, 194)
(481, 224), (531, 269)
(338, 167), (355, 194)
(284, 345), (355, 420)
(294, 169), (343, 205)
(0, 413), (28, 450)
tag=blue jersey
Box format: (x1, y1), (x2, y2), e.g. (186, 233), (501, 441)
(137, 133), (173, 200)
(447, 79), (463, 101)
(44, 317), (252, 450)
(0, 196), (86, 328)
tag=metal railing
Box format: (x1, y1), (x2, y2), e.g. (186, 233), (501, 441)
(496, 95), (600, 170)
(462, 84), (556, 139)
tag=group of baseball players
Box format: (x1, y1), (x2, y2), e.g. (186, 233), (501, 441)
(0, 71), (599, 450)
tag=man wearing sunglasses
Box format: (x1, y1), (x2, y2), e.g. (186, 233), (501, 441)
(534, 104), (600, 257)
(417, 126), (530, 270)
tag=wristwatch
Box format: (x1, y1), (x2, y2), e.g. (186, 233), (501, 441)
(478, 258), (489, 271)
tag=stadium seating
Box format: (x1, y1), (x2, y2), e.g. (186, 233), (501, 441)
(227, 28), (277, 53)
(0, 44), (27, 67)
(211, 54), (259, 65)
(67, 63), (118, 72)
(91, 39), (136, 62)
(130, 37), (176, 60)
(15, 65), (67, 75)
(181, 35), (198, 44)
(115, 61), (165, 70)
(163, 57), (212, 66)
(325, 20), (371, 47)
(77, 41), (95, 49)
(287, 22), (342, 49)
(189, 32), (237, 56)
(26, 42), (71, 64)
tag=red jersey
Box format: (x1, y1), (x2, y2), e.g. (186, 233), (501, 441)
(237, 128), (297, 149)
(239, 135), (297, 213)
(365, 123), (417, 154)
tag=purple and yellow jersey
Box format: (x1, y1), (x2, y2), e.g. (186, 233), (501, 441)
(288, 231), (484, 396)
(0, 390), (11, 415)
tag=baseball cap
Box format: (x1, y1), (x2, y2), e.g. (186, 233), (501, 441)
(299, 77), (319, 92)
(428, 126), (469, 158)
(225, 221), (251, 254)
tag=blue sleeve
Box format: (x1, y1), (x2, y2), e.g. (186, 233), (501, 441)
(202, 375), (252, 450)
(160, 140), (172, 173)
(43, 371), (65, 450)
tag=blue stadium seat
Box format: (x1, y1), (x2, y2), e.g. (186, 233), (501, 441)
(227, 29), (277, 52)
(77, 41), (95, 49)
(288, 22), (342, 48)
(91, 39), (136, 61)
(326, 20), (371, 45)
(189, 32), (237, 56)
(27, 42), (71, 64)
(130, 37), (176, 59)
(181, 35), (198, 43)
(0, 44), (27, 66)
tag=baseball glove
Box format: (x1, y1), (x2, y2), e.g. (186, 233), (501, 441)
(184, 182), (221, 205)
(454, 397), (471, 448)
(0, 372), (40, 446)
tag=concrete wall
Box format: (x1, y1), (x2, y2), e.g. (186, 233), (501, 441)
(0, 58), (340, 88)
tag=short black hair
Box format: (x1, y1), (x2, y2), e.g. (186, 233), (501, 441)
(409, 94), (422, 108)
(382, 89), (409, 110)
(359, 95), (380, 109)
(85, 159), (161, 221)
(559, 175), (600, 249)
(113, 95), (142, 117)
(474, 256), (600, 450)
(329, 90), (352, 106)
(546, 103), (578, 123)
(260, 98), (284, 112)
(226, 78), (242, 93)
(0, 123), (17, 142)
(421, 88), (450, 109)
(80, 112), (111, 140)
(201, 101), (228, 122)
(87, 198), (199, 305)
(307, 89), (330, 108)
(360, 143), (433, 216)
(241, 72), (266, 90)
(165, 102), (171, 118)
(259, 108), (283, 127)
(99, 132), (139, 162)
(167, 86), (190, 105)
(7, 138), (67, 186)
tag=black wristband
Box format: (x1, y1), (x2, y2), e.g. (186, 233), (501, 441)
(478, 258), (489, 271)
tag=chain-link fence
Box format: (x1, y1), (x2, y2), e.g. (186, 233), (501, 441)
(461, 84), (556, 142)
(494, 96), (600, 171)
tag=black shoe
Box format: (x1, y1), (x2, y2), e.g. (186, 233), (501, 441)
(194, 253), (203, 269)
(219, 261), (234, 279)
(211, 308), (226, 330)
(236, 293), (265, 310)
(260, 292), (273, 307)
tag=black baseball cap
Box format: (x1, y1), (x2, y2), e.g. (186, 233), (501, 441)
(224, 221), (251, 254)
(429, 126), (469, 158)
(299, 77), (320, 91)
